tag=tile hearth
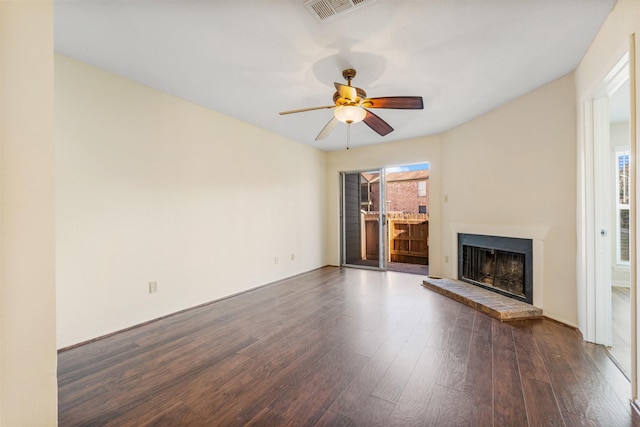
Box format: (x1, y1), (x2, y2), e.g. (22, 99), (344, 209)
(422, 277), (543, 321)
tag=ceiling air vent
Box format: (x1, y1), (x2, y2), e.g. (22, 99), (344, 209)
(305, 0), (377, 22)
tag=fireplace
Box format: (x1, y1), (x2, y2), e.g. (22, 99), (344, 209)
(458, 233), (533, 304)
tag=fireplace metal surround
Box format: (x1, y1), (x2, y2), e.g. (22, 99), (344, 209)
(458, 233), (533, 304)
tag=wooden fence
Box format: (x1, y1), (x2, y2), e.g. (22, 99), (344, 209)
(362, 212), (429, 265)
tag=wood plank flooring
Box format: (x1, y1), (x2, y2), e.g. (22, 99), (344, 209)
(612, 286), (632, 377)
(58, 266), (640, 426)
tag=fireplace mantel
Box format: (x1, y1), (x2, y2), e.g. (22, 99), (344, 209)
(450, 223), (550, 308)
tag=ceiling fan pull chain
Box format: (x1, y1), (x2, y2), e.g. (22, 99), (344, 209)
(347, 123), (350, 150)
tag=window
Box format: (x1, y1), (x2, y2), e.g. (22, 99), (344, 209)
(418, 205), (427, 214)
(418, 181), (427, 197)
(616, 150), (630, 264)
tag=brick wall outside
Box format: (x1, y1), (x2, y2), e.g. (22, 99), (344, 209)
(386, 180), (429, 213)
(365, 179), (429, 214)
(369, 182), (380, 211)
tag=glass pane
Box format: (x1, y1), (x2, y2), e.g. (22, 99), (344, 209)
(620, 208), (630, 262)
(386, 163), (429, 268)
(618, 152), (630, 205)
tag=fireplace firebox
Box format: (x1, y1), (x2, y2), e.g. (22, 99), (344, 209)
(458, 233), (533, 304)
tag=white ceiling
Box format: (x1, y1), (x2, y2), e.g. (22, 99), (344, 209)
(54, 0), (616, 151)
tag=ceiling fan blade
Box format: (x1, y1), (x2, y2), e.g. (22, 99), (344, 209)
(316, 117), (339, 141)
(279, 105), (335, 115)
(363, 109), (394, 137)
(362, 96), (424, 110)
(334, 83), (359, 102)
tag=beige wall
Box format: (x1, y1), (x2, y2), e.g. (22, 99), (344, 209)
(575, 0), (640, 337)
(56, 55), (328, 348)
(0, 1), (57, 425)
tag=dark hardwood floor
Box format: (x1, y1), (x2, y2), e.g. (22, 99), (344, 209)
(58, 266), (640, 426)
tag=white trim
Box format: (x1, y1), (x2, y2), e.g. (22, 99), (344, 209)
(598, 52), (630, 98)
(579, 98), (597, 343)
(579, 51), (631, 346)
(450, 223), (549, 309)
(594, 95), (614, 346)
(628, 33), (637, 401)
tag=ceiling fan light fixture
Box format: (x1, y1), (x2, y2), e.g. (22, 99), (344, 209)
(334, 105), (366, 124)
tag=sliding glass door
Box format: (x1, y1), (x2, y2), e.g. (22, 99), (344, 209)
(341, 170), (385, 269)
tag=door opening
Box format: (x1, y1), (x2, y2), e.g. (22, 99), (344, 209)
(340, 162), (430, 274)
(588, 52), (633, 385)
(385, 163), (430, 275)
(609, 75), (632, 378)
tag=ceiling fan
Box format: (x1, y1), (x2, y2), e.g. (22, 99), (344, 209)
(279, 68), (424, 141)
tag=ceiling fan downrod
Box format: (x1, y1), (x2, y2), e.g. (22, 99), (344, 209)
(342, 68), (356, 86)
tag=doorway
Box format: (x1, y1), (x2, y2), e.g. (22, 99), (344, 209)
(340, 163), (430, 274)
(588, 52), (634, 382)
(609, 77), (632, 376)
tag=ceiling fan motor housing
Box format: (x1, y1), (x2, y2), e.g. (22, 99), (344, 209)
(333, 87), (367, 105)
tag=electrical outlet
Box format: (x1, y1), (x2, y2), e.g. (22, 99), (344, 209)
(274, 256), (279, 265)
(149, 281), (158, 293)
(291, 253), (295, 261)
(445, 256), (449, 263)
